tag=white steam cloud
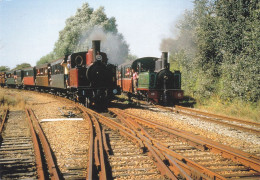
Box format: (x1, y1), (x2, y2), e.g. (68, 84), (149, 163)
(77, 26), (128, 65)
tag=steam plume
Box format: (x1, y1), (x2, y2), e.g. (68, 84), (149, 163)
(77, 26), (129, 65)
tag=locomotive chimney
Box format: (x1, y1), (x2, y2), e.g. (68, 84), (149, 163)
(161, 52), (168, 69)
(92, 40), (101, 61)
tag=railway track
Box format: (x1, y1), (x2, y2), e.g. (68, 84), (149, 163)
(104, 126), (163, 179)
(156, 105), (260, 135)
(28, 107), (90, 179)
(78, 105), (199, 179)
(0, 110), (40, 179)
(31, 90), (168, 179)
(2, 89), (259, 179)
(78, 106), (166, 179)
(108, 108), (260, 179)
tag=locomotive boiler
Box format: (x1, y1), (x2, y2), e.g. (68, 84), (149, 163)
(117, 52), (183, 104)
(67, 40), (118, 108)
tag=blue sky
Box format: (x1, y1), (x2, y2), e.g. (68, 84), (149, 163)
(0, 0), (194, 69)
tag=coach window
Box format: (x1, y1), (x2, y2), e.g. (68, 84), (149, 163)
(60, 64), (64, 74)
(55, 65), (59, 74)
(44, 68), (47, 75)
(43, 68), (46, 75)
(51, 66), (55, 75)
(38, 68), (42, 76)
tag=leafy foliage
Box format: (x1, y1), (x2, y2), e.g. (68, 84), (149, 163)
(161, 0), (260, 102)
(0, 66), (10, 72)
(37, 52), (55, 66)
(13, 63), (31, 70)
(37, 3), (129, 65)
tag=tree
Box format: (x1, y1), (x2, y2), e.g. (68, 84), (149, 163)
(0, 66), (10, 72)
(37, 3), (129, 65)
(13, 63), (31, 70)
(161, 0), (259, 102)
(160, 9), (198, 95)
(215, 0), (260, 102)
(37, 52), (55, 66)
(193, 0), (221, 98)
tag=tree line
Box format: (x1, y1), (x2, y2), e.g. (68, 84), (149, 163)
(161, 0), (259, 103)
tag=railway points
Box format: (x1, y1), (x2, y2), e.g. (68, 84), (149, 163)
(0, 88), (259, 179)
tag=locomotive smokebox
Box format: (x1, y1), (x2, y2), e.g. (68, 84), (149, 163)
(92, 40), (101, 61)
(161, 52), (168, 69)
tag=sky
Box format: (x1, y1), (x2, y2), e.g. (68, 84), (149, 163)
(0, 0), (194, 69)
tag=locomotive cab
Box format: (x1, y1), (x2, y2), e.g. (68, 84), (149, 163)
(117, 52), (184, 104)
(69, 52), (89, 88)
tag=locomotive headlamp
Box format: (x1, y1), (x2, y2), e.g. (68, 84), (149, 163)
(96, 55), (102, 61)
(113, 89), (118, 94)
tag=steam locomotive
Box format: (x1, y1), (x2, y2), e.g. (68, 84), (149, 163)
(0, 40), (119, 109)
(117, 52), (183, 104)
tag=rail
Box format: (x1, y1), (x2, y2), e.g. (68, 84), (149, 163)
(78, 105), (108, 180)
(111, 108), (217, 179)
(77, 105), (182, 179)
(175, 105), (260, 127)
(26, 108), (60, 180)
(156, 105), (260, 135)
(112, 108), (260, 179)
(25, 109), (45, 180)
(0, 109), (8, 134)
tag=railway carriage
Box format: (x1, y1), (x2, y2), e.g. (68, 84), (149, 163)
(16, 69), (24, 88)
(50, 58), (66, 90)
(0, 72), (6, 87)
(35, 63), (51, 89)
(117, 52), (184, 104)
(22, 67), (36, 89)
(6, 71), (16, 88)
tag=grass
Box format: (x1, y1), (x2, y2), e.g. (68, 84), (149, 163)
(194, 95), (260, 122)
(0, 89), (26, 110)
